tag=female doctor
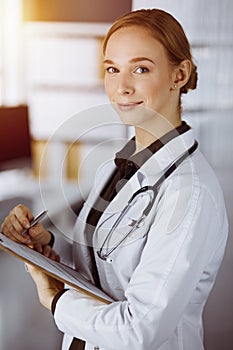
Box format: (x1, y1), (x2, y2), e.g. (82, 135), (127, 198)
(1, 9), (228, 350)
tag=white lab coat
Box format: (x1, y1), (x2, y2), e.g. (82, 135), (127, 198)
(54, 129), (228, 350)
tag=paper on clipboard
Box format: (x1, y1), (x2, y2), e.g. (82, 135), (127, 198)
(0, 232), (112, 303)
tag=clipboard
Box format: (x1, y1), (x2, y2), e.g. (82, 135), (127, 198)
(0, 232), (112, 304)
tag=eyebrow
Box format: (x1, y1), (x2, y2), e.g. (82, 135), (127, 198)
(103, 57), (155, 65)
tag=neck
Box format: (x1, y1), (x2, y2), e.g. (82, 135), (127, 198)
(134, 114), (182, 153)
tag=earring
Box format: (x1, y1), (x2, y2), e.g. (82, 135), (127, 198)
(173, 84), (177, 89)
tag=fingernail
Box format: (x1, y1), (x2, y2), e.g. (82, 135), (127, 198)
(30, 227), (37, 235)
(21, 231), (28, 238)
(23, 221), (30, 228)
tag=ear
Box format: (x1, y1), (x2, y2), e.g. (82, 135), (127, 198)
(171, 59), (191, 90)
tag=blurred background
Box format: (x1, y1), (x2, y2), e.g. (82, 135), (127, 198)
(0, 0), (232, 349)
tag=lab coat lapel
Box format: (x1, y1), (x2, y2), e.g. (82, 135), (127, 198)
(85, 160), (116, 211)
(73, 160), (116, 245)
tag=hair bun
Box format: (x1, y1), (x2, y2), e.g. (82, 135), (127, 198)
(181, 63), (198, 94)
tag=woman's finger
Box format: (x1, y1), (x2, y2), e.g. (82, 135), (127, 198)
(2, 214), (31, 244)
(41, 245), (60, 262)
(11, 205), (34, 228)
(42, 245), (52, 258)
(33, 242), (43, 253)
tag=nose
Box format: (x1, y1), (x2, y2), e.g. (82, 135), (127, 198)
(117, 73), (135, 95)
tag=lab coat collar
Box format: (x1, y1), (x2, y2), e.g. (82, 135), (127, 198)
(138, 128), (196, 186)
(114, 121), (191, 173)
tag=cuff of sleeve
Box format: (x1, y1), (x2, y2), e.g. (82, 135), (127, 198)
(48, 231), (55, 248)
(51, 289), (69, 315)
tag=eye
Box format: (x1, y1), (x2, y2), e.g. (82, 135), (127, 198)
(105, 66), (119, 74)
(135, 66), (149, 74)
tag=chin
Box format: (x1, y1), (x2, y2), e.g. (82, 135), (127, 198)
(116, 106), (158, 128)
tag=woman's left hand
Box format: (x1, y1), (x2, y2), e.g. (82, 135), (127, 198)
(33, 242), (60, 262)
(26, 261), (64, 310)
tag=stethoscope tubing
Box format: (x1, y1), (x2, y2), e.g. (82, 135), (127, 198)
(130, 140), (198, 205)
(97, 140), (198, 261)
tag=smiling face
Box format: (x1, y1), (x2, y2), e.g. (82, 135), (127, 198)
(104, 25), (180, 129)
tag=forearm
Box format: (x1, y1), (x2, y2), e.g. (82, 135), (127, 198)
(26, 264), (64, 310)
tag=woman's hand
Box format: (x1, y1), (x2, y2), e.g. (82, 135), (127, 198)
(34, 243), (61, 261)
(1, 204), (52, 246)
(26, 263), (64, 310)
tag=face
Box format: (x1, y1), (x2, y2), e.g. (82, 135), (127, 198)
(104, 26), (177, 128)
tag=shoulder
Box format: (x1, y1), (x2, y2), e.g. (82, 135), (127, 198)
(152, 148), (228, 237)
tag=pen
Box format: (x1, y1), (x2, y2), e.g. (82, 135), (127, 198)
(21, 210), (48, 236)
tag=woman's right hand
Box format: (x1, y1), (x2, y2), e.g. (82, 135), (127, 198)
(1, 204), (52, 248)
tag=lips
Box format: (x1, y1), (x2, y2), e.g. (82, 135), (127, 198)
(117, 101), (143, 111)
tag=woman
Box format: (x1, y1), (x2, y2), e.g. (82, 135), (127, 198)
(1, 9), (228, 350)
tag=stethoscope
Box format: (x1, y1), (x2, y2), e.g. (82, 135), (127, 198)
(97, 140), (198, 262)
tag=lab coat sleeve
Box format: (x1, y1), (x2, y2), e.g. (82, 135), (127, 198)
(53, 175), (228, 349)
